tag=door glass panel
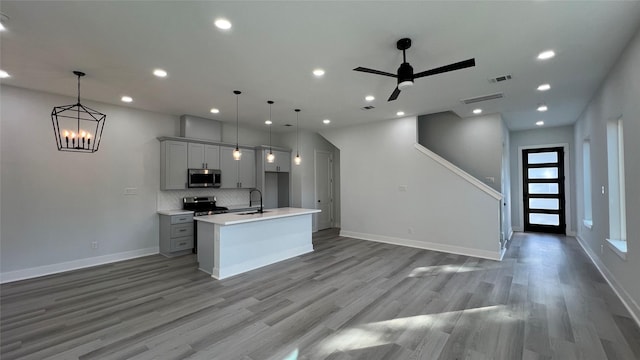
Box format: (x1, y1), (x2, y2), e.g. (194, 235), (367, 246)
(529, 198), (559, 210)
(528, 183), (559, 194)
(529, 213), (560, 226)
(528, 152), (558, 164)
(528, 167), (558, 179)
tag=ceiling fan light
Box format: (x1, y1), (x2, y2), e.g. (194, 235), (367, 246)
(398, 80), (413, 90)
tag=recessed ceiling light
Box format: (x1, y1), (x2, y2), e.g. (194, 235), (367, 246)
(214, 18), (232, 30)
(365, 95), (375, 102)
(537, 83), (551, 91)
(313, 69), (325, 77)
(0, 69), (10, 78)
(473, 108), (482, 115)
(153, 69), (167, 78)
(323, 119), (331, 124)
(121, 96), (133, 103)
(537, 104), (548, 112)
(210, 108), (220, 114)
(265, 120), (273, 125)
(536, 121), (545, 126)
(537, 50), (555, 60)
(397, 111), (405, 116)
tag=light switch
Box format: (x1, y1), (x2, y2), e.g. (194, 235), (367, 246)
(124, 187), (138, 195)
(399, 185), (408, 192)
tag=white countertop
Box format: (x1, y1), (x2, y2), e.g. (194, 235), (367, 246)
(157, 210), (194, 216)
(195, 207), (320, 225)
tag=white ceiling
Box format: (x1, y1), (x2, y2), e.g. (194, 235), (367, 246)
(1, 1), (639, 133)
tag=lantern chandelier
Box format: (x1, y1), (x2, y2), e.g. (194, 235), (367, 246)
(51, 71), (106, 153)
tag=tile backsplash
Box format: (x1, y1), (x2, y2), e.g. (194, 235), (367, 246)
(157, 188), (253, 210)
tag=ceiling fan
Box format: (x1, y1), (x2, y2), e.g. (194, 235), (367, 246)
(354, 38), (476, 101)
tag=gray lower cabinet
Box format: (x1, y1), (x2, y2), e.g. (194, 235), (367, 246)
(159, 213), (194, 257)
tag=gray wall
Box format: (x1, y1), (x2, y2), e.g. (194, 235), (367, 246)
(1, 86), (176, 275)
(509, 125), (576, 234)
(573, 27), (640, 320)
(418, 111), (504, 192)
(321, 117), (502, 259)
(278, 130), (341, 230)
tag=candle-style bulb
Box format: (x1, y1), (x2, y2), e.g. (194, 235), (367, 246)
(233, 147), (242, 160)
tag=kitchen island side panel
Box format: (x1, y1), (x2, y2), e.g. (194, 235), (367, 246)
(197, 221), (215, 275)
(216, 214), (313, 279)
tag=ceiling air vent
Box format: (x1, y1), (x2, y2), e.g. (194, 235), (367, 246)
(461, 92), (504, 105)
(361, 106), (375, 110)
(283, 124), (293, 127)
(489, 74), (512, 83)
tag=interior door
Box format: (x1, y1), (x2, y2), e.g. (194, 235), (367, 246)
(523, 147), (566, 234)
(315, 150), (332, 230)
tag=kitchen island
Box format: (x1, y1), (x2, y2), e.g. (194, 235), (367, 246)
(195, 207), (321, 279)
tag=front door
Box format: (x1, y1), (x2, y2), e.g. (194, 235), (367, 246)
(523, 147), (566, 234)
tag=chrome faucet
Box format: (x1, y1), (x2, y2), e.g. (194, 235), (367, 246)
(249, 188), (263, 213)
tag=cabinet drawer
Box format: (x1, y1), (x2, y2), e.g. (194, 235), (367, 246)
(170, 236), (193, 251)
(171, 214), (193, 224)
(170, 223), (193, 237)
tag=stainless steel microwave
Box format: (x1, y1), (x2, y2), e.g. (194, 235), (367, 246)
(188, 169), (221, 188)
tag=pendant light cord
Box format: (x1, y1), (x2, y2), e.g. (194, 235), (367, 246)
(235, 93), (239, 147)
(296, 109), (300, 156)
(268, 101), (272, 152)
(77, 73), (81, 104)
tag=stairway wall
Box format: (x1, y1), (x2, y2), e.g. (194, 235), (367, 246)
(418, 111), (504, 192)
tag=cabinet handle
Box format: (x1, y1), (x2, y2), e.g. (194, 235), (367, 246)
(206, 163), (208, 168)
(178, 217), (186, 221)
(179, 229), (187, 232)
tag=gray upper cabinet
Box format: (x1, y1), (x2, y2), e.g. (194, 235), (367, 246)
(264, 150), (291, 173)
(220, 146), (256, 188)
(239, 149), (256, 188)
(161, 140), (188, 190)
(188, 143), (220, 169)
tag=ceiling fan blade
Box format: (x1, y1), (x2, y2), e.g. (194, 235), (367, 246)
(414, 58), (476, 79)
(388, 87), (401, 101)
(354, 67), (397, 78)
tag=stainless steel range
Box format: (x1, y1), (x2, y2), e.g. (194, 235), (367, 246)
(182, 196), (228, 253)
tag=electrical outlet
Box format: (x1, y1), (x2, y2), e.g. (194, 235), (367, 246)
(485, 177), (495, 183)
(399, 185), (408, 192)
(124, 187), (137, 195)
(601, 186), (605, 195)
(91, 241), (98, 249)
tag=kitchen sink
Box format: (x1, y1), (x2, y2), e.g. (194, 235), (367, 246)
(237, 211), (269, 215)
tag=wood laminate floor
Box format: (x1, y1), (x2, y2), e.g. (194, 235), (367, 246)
(1, 230), (639, 360)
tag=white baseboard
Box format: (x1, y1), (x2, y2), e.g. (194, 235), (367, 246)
(567, 230), (577, 236)
(508, 229), (514, 241)
(512, 226), (523, 232)
(0, 247), (159, 284)
(575, 235), (640, 328)
(340, 230), (501, 261)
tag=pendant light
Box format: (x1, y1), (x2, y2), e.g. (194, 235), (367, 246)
(294, 109), (301, 165)
(266, 100), (275, 163)
(232, 90), (242, 160)
(51, 71), (106, 153)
